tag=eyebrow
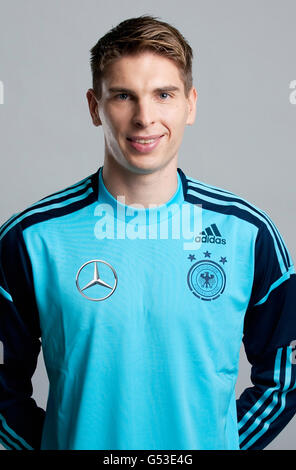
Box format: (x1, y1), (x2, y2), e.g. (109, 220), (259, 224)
(108, 86), (181, 94)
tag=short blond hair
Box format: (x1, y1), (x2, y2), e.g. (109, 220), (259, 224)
(90, 15), (193, 99)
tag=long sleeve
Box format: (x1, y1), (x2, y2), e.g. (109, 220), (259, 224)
(0, 219), (46, 450)
(236, 219), (296, 450)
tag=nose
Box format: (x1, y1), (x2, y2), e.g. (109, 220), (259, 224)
(132, 98), (155, 128)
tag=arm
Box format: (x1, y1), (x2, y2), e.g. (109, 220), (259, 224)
(236, 219), (296, 450)
(0, 220), (46, 450)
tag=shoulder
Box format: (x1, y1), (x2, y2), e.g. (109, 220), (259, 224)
(180, 169), (294, 272)
(180, 168), (276, 231)
(0, 169), (100, 243)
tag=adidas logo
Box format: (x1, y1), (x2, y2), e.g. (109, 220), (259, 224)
(194, 223), (226, 245)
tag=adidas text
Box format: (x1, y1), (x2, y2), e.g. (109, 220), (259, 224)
(195, 235), (226, 245)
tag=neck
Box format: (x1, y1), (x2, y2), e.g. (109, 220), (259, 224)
(102, 156), (179, 209)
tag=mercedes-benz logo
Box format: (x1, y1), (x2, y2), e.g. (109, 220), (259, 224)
(76, 259), (118, 301)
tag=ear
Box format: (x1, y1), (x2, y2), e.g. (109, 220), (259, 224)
(186, 86), (198, 126)
(86, 89), (102, 127)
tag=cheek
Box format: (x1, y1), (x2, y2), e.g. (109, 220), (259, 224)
(101, 110), (125, 138)
(160, 104), (187, 126)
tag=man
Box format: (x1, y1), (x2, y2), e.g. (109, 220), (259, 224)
(0, 15), (295, 451)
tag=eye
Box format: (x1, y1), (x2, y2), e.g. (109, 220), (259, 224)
(159, 92), (170, 99)
(116, 93), (129, 100)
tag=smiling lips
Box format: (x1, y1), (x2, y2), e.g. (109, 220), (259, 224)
(126, 134), (164, 153)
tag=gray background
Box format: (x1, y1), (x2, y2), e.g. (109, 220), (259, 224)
(0, 0), (295, 450)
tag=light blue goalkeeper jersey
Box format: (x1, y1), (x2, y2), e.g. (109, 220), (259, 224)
(0, 166), (295, 450)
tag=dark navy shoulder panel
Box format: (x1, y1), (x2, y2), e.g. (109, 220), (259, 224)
(178, 167), (269, 229)
(177, 168), (293, 273)
(0, 168), (100, 239)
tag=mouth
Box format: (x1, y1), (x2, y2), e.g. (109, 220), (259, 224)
(126, 135), (164, 153)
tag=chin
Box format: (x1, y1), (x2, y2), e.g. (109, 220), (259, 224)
(122, 155), (164, 174)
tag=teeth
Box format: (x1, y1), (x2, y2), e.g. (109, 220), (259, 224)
(134, 139), (156, 144)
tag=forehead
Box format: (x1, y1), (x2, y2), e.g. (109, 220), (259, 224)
(101, 51), (185, 90)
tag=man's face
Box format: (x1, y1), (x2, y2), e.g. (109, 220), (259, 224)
(87, 51), (197, 174)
